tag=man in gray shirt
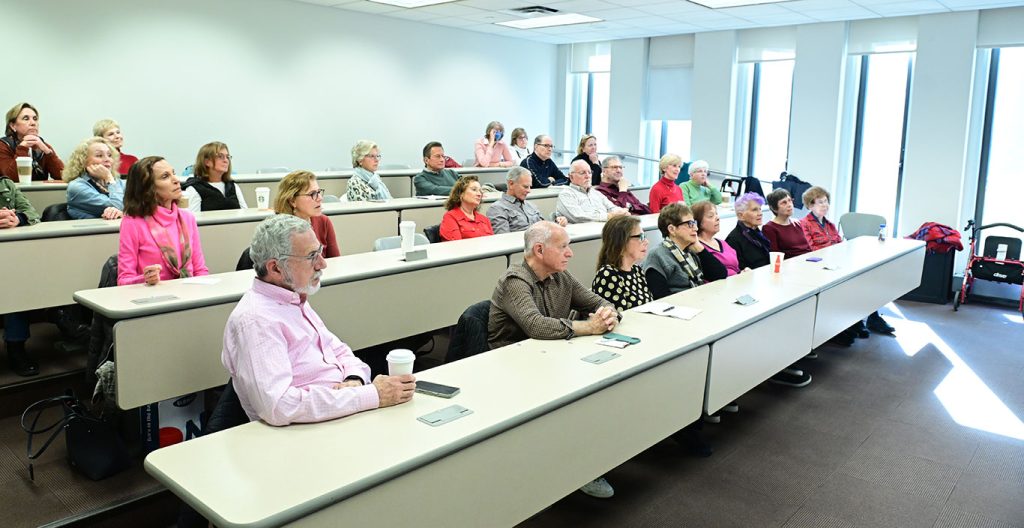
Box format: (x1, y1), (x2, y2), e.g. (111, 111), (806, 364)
(414, 141), (459, 196)
(487, 166), (567, 233)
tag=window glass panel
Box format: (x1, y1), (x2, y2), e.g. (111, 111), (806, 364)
(748, 60), (794, 180)
(852, 52), (913, 234)
(590, 72), (610, 144)
(981, 47), (1024, 242)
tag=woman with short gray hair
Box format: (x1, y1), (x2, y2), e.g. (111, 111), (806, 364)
(346, 140), (391, 202)
(680, 159), (722, 206)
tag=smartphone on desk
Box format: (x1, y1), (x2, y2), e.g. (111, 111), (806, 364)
(415, 380), (460, 398)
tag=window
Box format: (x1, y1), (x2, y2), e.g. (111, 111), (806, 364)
(745, 60), (795, 181)
(849, 52), (915, 236)
(588, 72), (610, 144)
(976, 47), (1024, 245)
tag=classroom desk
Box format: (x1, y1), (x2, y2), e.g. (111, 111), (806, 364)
(73, 214), (670, 409)
(18, 181), (67, 213)
(145, 316), (711, 528)
(232, 166), (546, 206)
(0, 204), (397, 313)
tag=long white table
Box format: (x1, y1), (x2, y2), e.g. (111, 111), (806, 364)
(7, 184), (643, 313)
(72, 214), (670, 410)
(143, 236), (925, 528)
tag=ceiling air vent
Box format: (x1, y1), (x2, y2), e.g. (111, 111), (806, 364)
(507, 5), (559, 16)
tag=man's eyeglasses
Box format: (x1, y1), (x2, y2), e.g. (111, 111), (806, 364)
(606, 165), (624, 170)
(283, 245), (325, 265)
(302, 189), (325, 200)
(538, 144), (553, 149)
(630, 232), (647, 242)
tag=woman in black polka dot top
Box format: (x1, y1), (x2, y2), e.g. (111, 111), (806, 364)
(592, 215), (654, 311)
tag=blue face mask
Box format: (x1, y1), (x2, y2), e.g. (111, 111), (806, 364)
(494, 131), (503, 141)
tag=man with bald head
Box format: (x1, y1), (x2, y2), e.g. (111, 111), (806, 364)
(555, 160), (628, 223)
(520, 134), (567, 188)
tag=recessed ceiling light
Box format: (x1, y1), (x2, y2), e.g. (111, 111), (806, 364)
(367, 0), (457, 8)
(689, 0), (788, 7)
(497, 13), (602, 29)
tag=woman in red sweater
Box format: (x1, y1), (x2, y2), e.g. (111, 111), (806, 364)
(274, 171), (341, 258)
(440, 175), (493, 241)
(762, 188), (811, 259)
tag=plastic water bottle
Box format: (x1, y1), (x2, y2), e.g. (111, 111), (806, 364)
(878, 224), (887, 242)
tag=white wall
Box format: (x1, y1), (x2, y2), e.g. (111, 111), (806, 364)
(608, 38), (647, 182)
(2, 0), (557, 173)
(691, 31), (738, 172)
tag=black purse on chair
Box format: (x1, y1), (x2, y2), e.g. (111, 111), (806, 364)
(21, 391), (132, 481)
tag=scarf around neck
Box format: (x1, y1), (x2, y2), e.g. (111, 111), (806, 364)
(145, 204), (192, 279)
(352, 167), (392, 200)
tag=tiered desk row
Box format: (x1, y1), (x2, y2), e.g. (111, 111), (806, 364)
(4, 167), (636, 315)
(69, 195), (924, 527)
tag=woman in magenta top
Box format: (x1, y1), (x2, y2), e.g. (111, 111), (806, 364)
(691, 200), (740, 280)
(440, 175), (493, 241)
(762, 188), (811, 259)
(118, 156), (209, 285)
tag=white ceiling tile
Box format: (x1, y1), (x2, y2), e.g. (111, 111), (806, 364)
(868, 0), (949, 15)
(745, 11), (818, 24)
(585, 7), (655, 20)
(935, 0), (1024, 7)
(336, 1), (403, 14)
(799, 5), (880, 19)
(412, 3), (488, 16)
(541, 0), (622, 13)
(603, 0), (679, 6)
(459, 10), (524, 22)
(428, 16), (481, 27)
(384, 9), (444, 20)
(456, 0), (535, 9)
(292, 0), (349, 5)
(637, 2), (717, 15)
(717, 3), (799, 16)
(780, 0), (862, 10)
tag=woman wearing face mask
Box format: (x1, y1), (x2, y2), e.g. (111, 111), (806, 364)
(571, 134), (602, 186)
(63, 137), (125, 220)
(118, 156), (209, 286)
(92, 119), (138, 176)
(473, 121), (514, 168)
(1, 102), (64, 182)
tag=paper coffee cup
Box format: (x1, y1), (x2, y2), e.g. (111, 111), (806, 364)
(16, 157), (32, 184)
(386, 349), (415, 376)
(399, 221), (415, 252)
(769, 252), (784, 274)
(255, 187), (270, 209)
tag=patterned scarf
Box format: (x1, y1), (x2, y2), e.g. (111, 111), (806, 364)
(145, 208), (192, 278)
(352, 167), (393, 201)
(663, 239), (705, 286)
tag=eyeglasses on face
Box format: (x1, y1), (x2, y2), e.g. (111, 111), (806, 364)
(606, 165), (624, 170)
(629, 232), (647, 242)
(215, 154), (232, 161)
(283, 245), (325, 265)
(538, 143), (554, 149)
(675, 219), (698, 229)
(301, 189), (325, 200)
(364, 154), (382, 160)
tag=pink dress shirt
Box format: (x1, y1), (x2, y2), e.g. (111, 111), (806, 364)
(222, 279), (380, 426)
(117, 203), (209, 285)
(474, 138), (513, 167)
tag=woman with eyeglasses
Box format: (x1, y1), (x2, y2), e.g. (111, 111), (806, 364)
(118, 156), (209, 286)
(346, 140), (392, 202)
(691, 200), (739, 281)
(643, 202), (717, 299)
(509, 128), (530, 163)
(592, 215), (653, 310)
(474, 121), (514, 168)
(182, 141), (247, 212)
(275, 170), (341, 258)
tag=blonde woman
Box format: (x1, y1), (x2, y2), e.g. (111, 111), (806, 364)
(63, 137), (125, 220)
(346, 140), (391, 202)
(275, 170), (340, 258)
(571, 134), (601, 186)
(92, 119), (138, 175)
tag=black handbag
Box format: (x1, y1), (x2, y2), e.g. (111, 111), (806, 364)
(21, 391), (132, 481)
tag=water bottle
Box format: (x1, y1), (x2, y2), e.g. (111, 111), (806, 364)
(878, 224), (886, 242)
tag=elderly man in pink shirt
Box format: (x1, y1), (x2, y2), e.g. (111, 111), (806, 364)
(222, 214), (415, 426)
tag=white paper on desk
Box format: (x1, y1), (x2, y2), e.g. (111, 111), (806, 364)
(182, 277), (221, 285)
(415, 195), (447, 201)
(823, 263), (843, 271)
(596, 338), (629, 349)
(632, 301), (702, 320)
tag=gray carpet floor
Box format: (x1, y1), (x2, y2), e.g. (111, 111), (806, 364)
(518, 301), (1024, 528)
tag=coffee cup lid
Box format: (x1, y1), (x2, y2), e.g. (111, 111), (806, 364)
(386, 349), (415, 362)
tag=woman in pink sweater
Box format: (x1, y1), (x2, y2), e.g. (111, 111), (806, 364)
(118, 156), (209, 285)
